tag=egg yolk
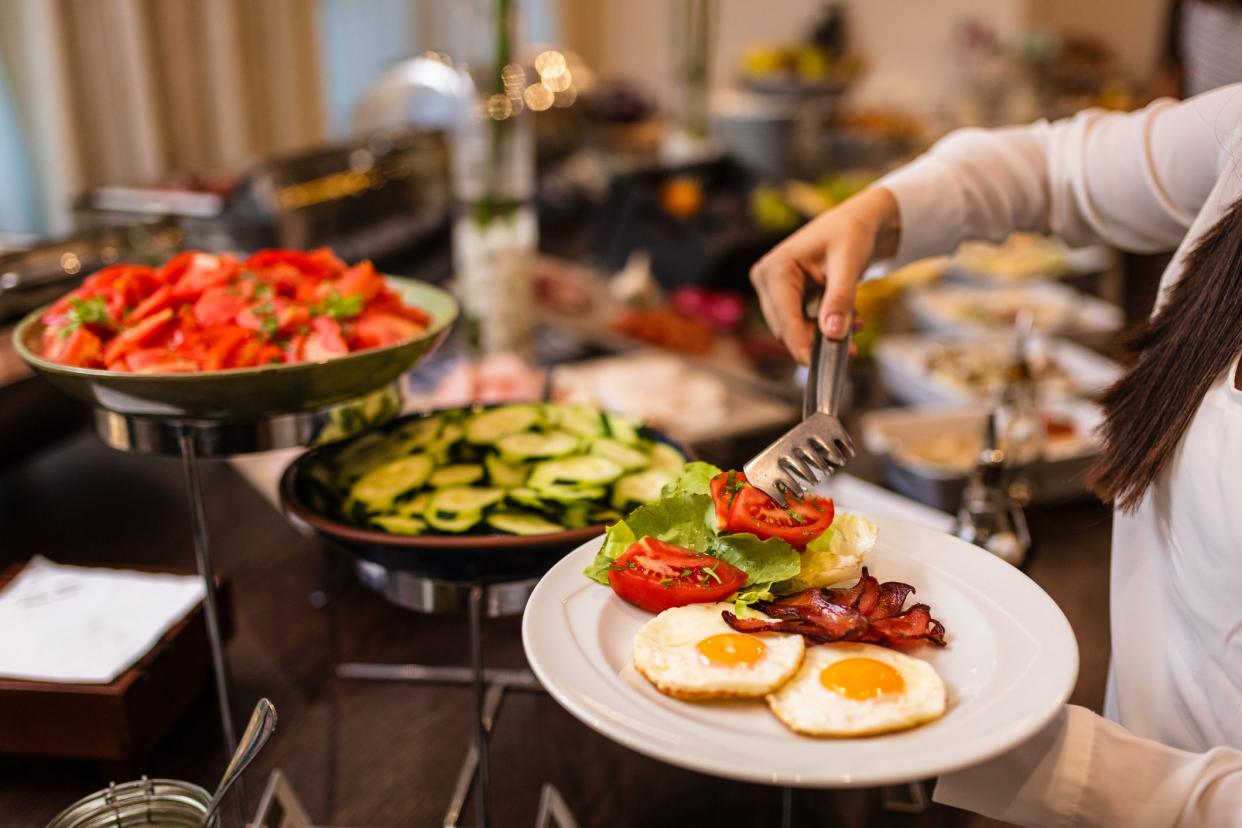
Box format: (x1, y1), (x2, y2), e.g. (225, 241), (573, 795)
(819, 657), (905, 700)
(696, 634), (766, 667)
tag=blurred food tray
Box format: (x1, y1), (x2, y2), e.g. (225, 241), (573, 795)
(874, 332), (1120, 407)
(905, 281), (1122, 341)
(861, 402), (1102, 510)
(551, 349), (797, 446)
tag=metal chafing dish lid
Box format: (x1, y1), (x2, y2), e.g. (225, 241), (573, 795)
(45, 777), (217, 828)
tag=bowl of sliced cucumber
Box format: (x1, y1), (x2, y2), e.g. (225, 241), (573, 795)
(279, 401), (691, 581)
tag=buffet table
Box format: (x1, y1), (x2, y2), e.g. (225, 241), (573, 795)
(0, 365), (1113, 826)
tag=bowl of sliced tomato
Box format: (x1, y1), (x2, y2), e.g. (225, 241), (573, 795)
(13, 248), (458, 419)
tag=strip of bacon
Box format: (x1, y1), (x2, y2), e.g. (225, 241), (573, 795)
(722, 567), (946, 650)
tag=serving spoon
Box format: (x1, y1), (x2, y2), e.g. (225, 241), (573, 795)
(200, 698), (278, 826)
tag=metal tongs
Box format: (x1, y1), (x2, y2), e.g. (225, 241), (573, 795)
(744, 327), (855, 504)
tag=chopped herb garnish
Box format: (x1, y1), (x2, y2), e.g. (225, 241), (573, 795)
(701, 564), (722, 584)
(59, 296), (114, 338)
(659, 577), (674, 589)
(252, 282), (274, 299)
(312, 291), (364, 320)
(785, 508), (806, 525)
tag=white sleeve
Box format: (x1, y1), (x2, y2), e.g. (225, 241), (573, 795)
(933, 705), (1242, 826)
(876, 83), (1242, 264)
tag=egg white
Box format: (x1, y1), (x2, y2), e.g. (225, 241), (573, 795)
(632, 603), (806, 700)
(766, 642), (946, 737)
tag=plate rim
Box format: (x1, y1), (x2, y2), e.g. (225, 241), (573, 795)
(521, 515), (1079, 788)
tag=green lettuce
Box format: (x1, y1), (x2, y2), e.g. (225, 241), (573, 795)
(583, 493), (717, 584)
(583, 472), (800, 592)
(659, 461), (722, 497)
(775, 511), (876, 593)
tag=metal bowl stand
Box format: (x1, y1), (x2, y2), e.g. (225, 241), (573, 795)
(332, 559), (554, 828)
(90, 382), (403, 823)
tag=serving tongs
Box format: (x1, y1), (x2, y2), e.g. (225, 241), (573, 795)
(744, 327), (855, 504)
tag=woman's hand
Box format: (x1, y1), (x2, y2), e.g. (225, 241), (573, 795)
(750, 186), (900, 363)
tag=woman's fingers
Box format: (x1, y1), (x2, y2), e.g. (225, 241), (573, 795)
(817, 234), (869, 340)
(752, 255), (821, 363)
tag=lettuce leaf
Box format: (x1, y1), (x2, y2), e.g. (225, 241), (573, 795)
(659, 461), (722, 497)
(708, 532), (800, 588)
(775, 511), (876, 593)
(583, 493), (717, 584)
(582, 484), (801, 592)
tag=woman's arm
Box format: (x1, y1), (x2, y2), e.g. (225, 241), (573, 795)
(935, 705), (1242, 826)
(881, 83), (1242, 265)
(751, 83), (1242, 360)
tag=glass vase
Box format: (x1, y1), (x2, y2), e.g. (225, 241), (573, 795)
(451, 0), (538, 357)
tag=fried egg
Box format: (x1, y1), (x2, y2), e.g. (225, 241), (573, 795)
(632, 603), (806, 700)
(766, 642), (946, 737)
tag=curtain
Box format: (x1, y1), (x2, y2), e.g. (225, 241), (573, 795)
(57, 0), (327, 187)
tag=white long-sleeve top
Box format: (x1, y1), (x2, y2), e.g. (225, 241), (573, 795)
(877, 83), (1242, 826)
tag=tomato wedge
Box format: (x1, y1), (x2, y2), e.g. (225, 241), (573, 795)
(607, 537), (748, 613)
(193, 287), (246, 328)
(102, 308), (175, 365)
(303, 317), (348, 361)
(44, 327), (102, 368)
(125, 348), (198, 373)
(710, 471), (834, 548)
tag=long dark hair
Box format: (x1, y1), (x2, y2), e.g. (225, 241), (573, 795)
(1088, 196), (1242, 510)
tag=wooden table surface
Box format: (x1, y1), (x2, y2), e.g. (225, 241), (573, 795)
(0, 413), (1112, 827)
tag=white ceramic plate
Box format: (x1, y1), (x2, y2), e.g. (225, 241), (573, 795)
(522, 516), (1079, 788)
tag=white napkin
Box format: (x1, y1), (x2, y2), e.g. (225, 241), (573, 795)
(0, 557), (206, 684)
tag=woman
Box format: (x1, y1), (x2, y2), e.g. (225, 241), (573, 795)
(751, 84), (1242, 825)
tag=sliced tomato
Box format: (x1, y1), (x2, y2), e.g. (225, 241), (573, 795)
(719, 474), (835, 548)
(193, 287), (246, 328)
(127, 284), (174, 323)
(226, 338), (285, 368)
(710, 470), (747, 527)
(168, 253), (237, 300)
(607, 537), (748, 613)
(370, 289), (431, 325)
(244, 249), (335, 281)
(44, 327), (103, 368)
(303, 316), (348, 361)
(335, 260), (383, 301)
(102, 308), (175, 365)
(350, 309), (420, 350)
(125, 348), (198, 373)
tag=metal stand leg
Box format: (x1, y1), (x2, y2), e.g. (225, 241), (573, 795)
(468, 585), (490, 828)
(178, 431), (244, 819)
(780, 786), (793, 828)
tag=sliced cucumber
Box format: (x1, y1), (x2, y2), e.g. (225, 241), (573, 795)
(425, 510), (481, 533)
(545, 402), (606, 438)
(350, 455), (434, 509)
(398, 491), (433, 516)
(532, 482), (608, 502)
(371, 514), (427, 535)
(560, 503), (592, 528)
(612, 468), (679, 510)
(507, 487), (550, 510)
(590, 437), (651, 471)
(485, 454), (529, 487)
(485, 511), (565, 536)
(429, 486), (505, 515)
(529, 455), (624, 489)
(590, 507), (623, 523)
(427, 422), (464, 458)
(388, 416), (442, 453)
(604, 413), (642, 445)
(648, 441), (687, 470)
(465, 404), (541, 444)
(496, 430), (579, 461)
(333, 432), (394, 481)
(428, 464), (484, 488)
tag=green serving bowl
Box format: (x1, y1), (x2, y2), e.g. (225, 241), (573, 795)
(13, 276), (458, 420)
